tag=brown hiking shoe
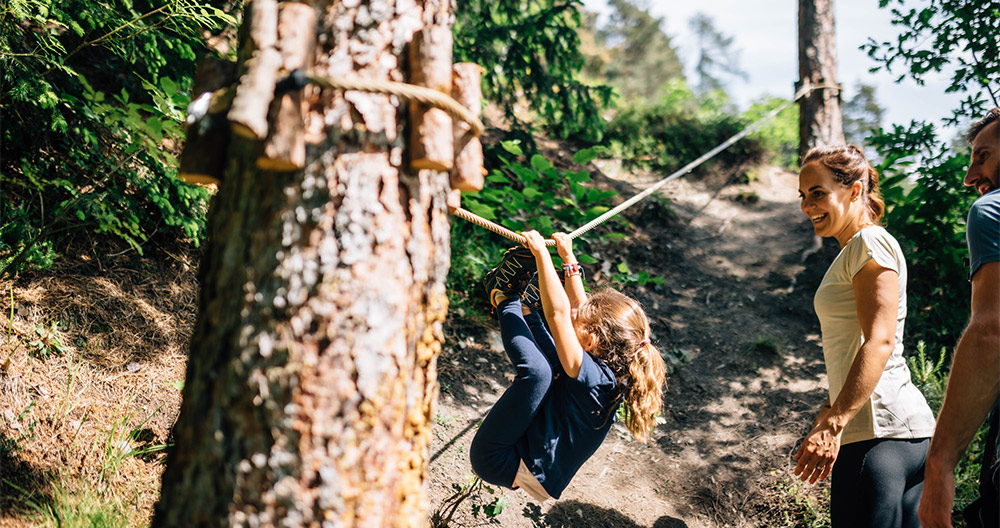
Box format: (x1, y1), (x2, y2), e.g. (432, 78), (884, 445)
(482, 246), (536, 308)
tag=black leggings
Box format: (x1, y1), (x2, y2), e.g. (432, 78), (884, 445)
(831, 437), (929, 528)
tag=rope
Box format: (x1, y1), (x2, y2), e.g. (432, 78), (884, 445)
(454, 82), (837, 246)
(302, 71), (836, 247)
(306, 73), (485, 137)
(568, 83), (833, 239)
(449, 206), (557, 247)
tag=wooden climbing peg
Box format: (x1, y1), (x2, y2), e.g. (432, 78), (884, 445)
(178, 57), (237, 186)
(451, 63), (485, 192)
(258, 1), (316, 171)
(408, 0), (454, 172)
(228, 0), (280, 140)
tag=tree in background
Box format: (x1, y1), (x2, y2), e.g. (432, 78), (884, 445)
(453, 0), (612, 142)
(689, 12), (748, 98)
(797, 0), (845, 159)
(842, 83), (885, 150)
(581, 0), (684, 101)
(153, 0), (452, 524)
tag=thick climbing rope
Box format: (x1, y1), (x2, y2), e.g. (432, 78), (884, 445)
(306, 73), (485, 137)
(304, 71), (834, 246)
(567, 83), (827, 239)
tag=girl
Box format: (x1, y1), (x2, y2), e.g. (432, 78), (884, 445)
(792, 145), (935, 527)
(470, 230), (667, 502)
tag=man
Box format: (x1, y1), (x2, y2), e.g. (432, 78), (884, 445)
(920, 107), (1000, 528)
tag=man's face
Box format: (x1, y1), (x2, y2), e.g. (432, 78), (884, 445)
(965, 120), (1000, 195)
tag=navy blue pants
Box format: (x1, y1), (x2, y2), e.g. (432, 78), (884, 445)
(470, 298), (561, 488)
(831, 437), (929, 528)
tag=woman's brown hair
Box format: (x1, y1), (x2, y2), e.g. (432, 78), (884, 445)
(801, 145), (885, 223)
(575, 289), (667, 443)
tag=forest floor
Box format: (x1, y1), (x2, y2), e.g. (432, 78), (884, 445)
(0, 153), (842, 527)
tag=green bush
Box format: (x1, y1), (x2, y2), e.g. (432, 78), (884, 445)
(0, 0), (233, 277)
(872, 122), (976, 358)
(743, 96), (799, 169)
(602, 80), (765, 176)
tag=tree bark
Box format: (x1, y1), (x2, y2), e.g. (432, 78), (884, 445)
(154, 1), (451, 526)
(798, 0), (845, 160)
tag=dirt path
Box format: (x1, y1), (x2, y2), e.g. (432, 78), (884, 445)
(427, 164), (839, 527)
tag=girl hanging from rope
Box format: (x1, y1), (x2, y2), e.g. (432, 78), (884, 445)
(469, 230), (667, 502)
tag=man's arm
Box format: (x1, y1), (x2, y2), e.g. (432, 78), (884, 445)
(920, 261), (1000, 528)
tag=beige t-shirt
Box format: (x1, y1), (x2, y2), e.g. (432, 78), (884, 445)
(814, 226), (935, 445)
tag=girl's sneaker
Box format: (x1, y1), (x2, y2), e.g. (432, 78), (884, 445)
(482, 246), (535, 308)
(519, 269), (564, 314)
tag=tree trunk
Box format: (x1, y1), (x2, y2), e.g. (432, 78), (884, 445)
(153, 1), (452, 526)
(798, 0), (845, 160)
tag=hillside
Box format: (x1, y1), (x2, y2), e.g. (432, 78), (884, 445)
(0, 158), (839, 527)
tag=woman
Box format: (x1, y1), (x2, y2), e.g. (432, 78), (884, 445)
(793, 145), (935, 527)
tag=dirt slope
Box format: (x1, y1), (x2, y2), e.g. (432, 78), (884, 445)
(427, 164), (840, 527)
(0, 160), (840, 527)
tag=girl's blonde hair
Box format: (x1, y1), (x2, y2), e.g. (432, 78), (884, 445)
(575, 289), (667, 443)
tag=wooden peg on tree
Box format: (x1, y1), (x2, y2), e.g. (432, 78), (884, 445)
(258, 1), (316, 171)
(408, 0), (453, 172)
(451, 62), (485, 192)
(228, 0), (281, 140)
(178, 57), (238, 186)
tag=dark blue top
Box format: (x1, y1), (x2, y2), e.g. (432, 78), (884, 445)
(516, 352), (619, 498)
(967, 189), (1000, 279)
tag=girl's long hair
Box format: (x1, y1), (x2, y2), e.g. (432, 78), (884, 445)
(575, 289), (667, 443)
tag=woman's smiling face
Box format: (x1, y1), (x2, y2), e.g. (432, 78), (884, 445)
(798, 161), (863, 245)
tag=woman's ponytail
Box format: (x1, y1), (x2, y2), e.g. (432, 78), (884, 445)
(866, 165), (885, 223)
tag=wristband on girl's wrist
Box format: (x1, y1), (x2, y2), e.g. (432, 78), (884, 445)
(562, 262), (584, 278)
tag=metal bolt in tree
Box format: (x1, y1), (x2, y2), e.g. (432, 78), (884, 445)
(153, 0), (462, 525)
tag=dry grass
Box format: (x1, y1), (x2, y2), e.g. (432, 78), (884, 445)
(0, 248), (198, 526)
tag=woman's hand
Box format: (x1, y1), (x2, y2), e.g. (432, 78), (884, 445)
(792, 421), (842, 484)
(552, 232), (574, 260)
(522, 230), (547, 255)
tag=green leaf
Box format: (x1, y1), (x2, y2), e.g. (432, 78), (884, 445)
(530, 154), (551, 172)
(465, 201), (496, 220)
(487, 174), (510, 184)
(500, 141), (523, 156)
(617, 262), (630, 273)
(578, 254), (598, 264)
(572, 148), (597, 164)
(585, 205), (610, 216)
(160, 77), (177, 97)
(484, 496), (506, 518)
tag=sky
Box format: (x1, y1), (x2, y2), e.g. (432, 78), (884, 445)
(582, 0), (968, 137)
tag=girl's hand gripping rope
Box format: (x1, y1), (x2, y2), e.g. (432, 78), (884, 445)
(552, 232), (587, 312)
(552, 232), (573, 261)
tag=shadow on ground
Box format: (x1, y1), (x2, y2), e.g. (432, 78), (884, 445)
(0, 433), (54, 514)
(521, 500), (689, 528)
